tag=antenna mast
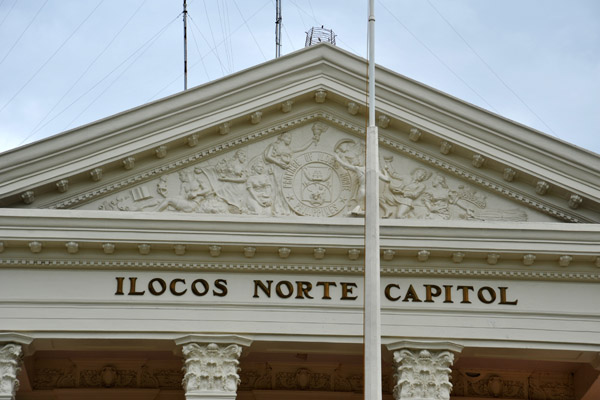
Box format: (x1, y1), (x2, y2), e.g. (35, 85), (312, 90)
(183, 0), (188, 90)
(275, 0), (282, 57)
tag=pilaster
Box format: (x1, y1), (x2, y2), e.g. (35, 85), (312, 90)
(175, 335), (252, 400)
(386, 341), (463, 400)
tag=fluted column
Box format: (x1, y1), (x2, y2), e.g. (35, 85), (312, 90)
(0, 344), (23, 400)
(386, 341), (463, 400)
(175, 335), (252, 400)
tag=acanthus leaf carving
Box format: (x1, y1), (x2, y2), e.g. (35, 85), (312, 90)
(392, 348), (455, 400)
(0, 343), (23, 398)
(181, 343), (242, 394)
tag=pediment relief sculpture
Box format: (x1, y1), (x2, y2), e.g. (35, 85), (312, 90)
(84, 122), (555, 222)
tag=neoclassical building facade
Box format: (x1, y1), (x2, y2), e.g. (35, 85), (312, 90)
(0, 43), (599, 400)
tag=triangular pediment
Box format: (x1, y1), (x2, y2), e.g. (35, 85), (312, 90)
(0, 43), (598, 223)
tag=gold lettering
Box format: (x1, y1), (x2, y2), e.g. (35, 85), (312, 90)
(113, 277), (517, 307)
(253, 280), (272, 298)
(213, 279), (228, 297)
(477, 286), (496, 304)
(457, 285), (474, 304)
(424, 284), (442, 302)
(402, 284), (422, 302)
(295, 281), (314, 299)
(115, 277), (125, 295)
(169, 278), (187, 296)
(499, 287), (518, 305)
(341, 282), (358, 300)
(148, 278), (166, 296)
(191, 279), (209, 296)
(128, 277), (146, 296)
(276, 281), (294, 298)
(316, 281), (337, 300)
(443, 285), (453, 303)
(385, 284), (401, 301)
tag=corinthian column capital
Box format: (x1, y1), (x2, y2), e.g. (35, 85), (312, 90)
(386, 341), (463, 400)
(0, 343), (23, 400)
(175, 335), (252, 400)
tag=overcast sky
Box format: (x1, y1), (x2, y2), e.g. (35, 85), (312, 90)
(0, 0), (598, 155)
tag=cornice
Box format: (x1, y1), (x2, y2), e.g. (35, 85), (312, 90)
(2, 209), (600, 242)
(0, 210), (599, 279)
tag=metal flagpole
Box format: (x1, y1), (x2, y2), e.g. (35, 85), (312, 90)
(364, 0), (382, 399)
(183, 0), (188, 90)
(275, 0), (282, 58)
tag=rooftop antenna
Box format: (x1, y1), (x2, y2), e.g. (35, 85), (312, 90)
(364, 1), (382, 400)
(304, 26), (336, 47)
(183, 0), (188, 90)
(275, 0), (282, 57)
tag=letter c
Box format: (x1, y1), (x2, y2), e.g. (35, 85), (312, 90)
(385, 284), (401, 301)
(170, 278), (187, 296)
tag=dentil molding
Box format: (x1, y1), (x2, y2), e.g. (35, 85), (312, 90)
(1, 258), (599, 282)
